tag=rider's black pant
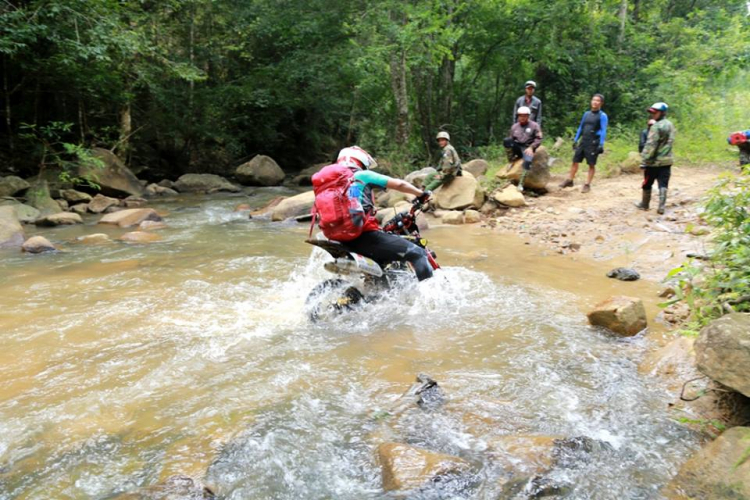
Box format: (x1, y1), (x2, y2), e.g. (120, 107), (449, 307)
(344, 230), (434, 281)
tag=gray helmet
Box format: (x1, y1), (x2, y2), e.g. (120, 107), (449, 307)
(436, 131), (450, 141)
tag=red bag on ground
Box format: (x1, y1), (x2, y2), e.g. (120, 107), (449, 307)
(311, 164), (366, 241)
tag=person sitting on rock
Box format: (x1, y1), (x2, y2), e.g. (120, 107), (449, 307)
(424, 131), (462, 192)
(503, 106), (543, 192)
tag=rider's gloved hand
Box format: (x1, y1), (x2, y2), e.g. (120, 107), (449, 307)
(416, 190), (432, 204)
(597, 145), (604, 155)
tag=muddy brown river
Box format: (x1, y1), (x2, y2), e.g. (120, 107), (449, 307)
(0, 191), (698, 499)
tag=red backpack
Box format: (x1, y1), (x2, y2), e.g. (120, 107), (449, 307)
(311, 164), (366, 241)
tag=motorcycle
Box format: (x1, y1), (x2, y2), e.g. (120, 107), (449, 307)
(304, 197), (440, 321)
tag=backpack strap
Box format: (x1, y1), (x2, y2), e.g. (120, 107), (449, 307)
(308, 202), (317, 238)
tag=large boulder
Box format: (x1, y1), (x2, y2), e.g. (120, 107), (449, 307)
(377, 443), (470, 492)
(173, 174), (240, 193)
(405, 167), (437, 189)
(99, 208), (162, 228)
(80, 148), (144, 198)
(620, 151), (643, 174)
(662, 426), (750, 499)
(0, 175), (30, 197)
(587, 296), (647, 336)
(292, 163), (327, 186)
(235, 155), (286, 186)
(495, 146), (551, 191)
(26, 180), (61, 216)
(695, 313), (750, 397)
(60, 189), (93, 204)
(434, 172), (485, 210)
(0, 206), (25, 248)
(271, 191), (315, 221)
(463, 159), (489, 178)
(493, 185), (526, 207)
(441, 211), (464, 225)
(35, 212), (83, 226)
(88, 194), (120, 214)
(22, 235), (56, 253)
(0, 200), (40, 223)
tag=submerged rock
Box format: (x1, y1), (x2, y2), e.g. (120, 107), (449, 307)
(22, 235), (56, 253)
(119, 231), (162, 243)
(662, 426), (750, 499)
(76, 233), (113, 245)
(99, 208), (162, 228)
(377, 442), (470, 493)
(587, 296), (647, 336)
(35, 212), (83, 226)
(695, 313), (750, 398)
(111, 475), (214, 499)
(606, 267), (640, 281)
(271, 191), (315, 221)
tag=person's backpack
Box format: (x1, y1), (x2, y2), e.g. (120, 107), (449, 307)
(311, 164), (366, 241)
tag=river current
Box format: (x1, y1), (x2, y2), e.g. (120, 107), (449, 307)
(0, 191), (698, 499)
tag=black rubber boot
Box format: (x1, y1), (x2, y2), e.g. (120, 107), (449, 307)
(657, 188), (668, 214)
(635, 189), (651, 210)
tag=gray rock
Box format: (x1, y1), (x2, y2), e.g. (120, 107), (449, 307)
(174, 174), (240, 193)
(0, 175), (30, 197)
(235, 155), (285, 186)
(606, 267), (640, 281)
(271, 191), (314, 221)
(292, 163), (327, 186)
(22, 235), (56, 253)
(35, 212), (83, 226)
(0, 206), (25, 248)
(434, 172), (485, 210)
(0, 200), (41, 223)
(496, 145), (551, 191)
(25, 180), (61, 216)
(79, 148), (144, 197)
(88, 194), (120, 213)
(587, 296), (647, 336)
(662, 426), (750, 499)
(462, 159), (489, 177)
(60, 189), (93, 204)
(404, 167), (437, 188)
(695, 313), (750, 397)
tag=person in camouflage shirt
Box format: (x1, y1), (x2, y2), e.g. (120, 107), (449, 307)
(635, 102), (676, 215)
(424, 131), (462, 192)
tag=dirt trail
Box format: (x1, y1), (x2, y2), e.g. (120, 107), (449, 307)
(484, 166), (728, 282)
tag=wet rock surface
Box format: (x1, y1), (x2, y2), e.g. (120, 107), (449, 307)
(587, 295), (647, 336)
(695, 313), (750, 398)
(22, 236), (56, 253)
(235, 155), (285, 186)
(377, 442), (470, 493)
(271, 191), (315, 221)
(607, 267), (641, 281)
(35, 212), (83, 226)
(0, 206), (25, 248)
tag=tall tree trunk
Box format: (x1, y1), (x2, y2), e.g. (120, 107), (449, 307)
(413, 65), (435, 159)
(117, 102), (132, 161)
(437, 47), (457, 127)
(389, 48), (409, 149)
(618, 0), (628, 46)
(632, 0), (641, 23)
(3, 55), (13, 152)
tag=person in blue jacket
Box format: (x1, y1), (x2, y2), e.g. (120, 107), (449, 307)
(559, 94), (609, 193)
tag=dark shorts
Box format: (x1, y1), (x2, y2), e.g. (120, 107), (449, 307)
(573, 140), (600, 166)
(343, 230), (433, 281)
(642, 166), (671, 190)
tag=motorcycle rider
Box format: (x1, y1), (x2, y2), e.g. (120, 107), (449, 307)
(328, 146), (434, 281)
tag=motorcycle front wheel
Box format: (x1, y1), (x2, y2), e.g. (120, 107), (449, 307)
(304, 278), (365, 322)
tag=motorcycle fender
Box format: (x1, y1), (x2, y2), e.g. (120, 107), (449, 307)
(349, 253), (383, 277)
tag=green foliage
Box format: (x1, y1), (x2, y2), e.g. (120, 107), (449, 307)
(664, 166), (750, 334)
(19, 122), (103, 188)
(675, 416), (726, 438)
(0, 0), (749, 176)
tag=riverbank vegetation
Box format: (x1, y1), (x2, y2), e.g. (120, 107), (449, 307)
(1, 0), (748, 180)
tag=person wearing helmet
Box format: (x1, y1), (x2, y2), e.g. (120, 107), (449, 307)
(636, 102), (676, 214)
(330, 146), (434, 281)
(424, 131), (462, 192)
(513, 81), (543, 126)
(560, 94), (608, 193)
(727, 129), (750, 166)
(503, 106), (543, 192)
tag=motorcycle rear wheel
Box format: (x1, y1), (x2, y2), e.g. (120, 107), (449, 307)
(305, 278), (365, 322)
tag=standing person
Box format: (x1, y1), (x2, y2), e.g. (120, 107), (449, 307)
(424, 131), (462, 192)
(503, 106), (543, 192)
(559, 94), (608, 193)
(513, 80), (543, 127)
(727, 130), (750, 166)
(635, 102), (675, 215)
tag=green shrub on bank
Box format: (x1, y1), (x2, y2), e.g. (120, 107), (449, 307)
(663, 166), (750, 336)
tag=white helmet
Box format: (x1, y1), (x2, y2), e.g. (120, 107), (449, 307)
(517, 106), (531, 115)
(337, 146), (375, 169)
(436, 131), (450, 141)
(524, 80), (537, 88)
